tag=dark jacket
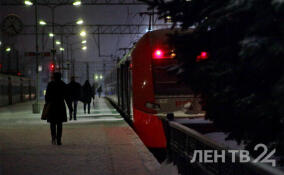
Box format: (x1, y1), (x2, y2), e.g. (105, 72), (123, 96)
(45, 80), (70, 123)
(97, 86), (102, 93)
(82, 81), (93, 103)
(67, 81), (81, 101)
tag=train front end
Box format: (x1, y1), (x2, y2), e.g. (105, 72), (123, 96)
(132, 29), (203, 149)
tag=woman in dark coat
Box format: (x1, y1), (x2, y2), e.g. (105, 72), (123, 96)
(82, 80), (93, 114)
(45, 72), (71, 145)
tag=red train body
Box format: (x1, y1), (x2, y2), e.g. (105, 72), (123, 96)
(105, 29), (202, 149)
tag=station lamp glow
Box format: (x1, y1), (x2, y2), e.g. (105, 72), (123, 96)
(81, 40), (87, 44)
(95, 75), (99, 80)
(38, 65), (43, 72)
(82, 46), (87, 50)
(5, 47), (11, 52)
(60, 47), (65, 51)
(56, 40), (61, 45)
(165, 16), (172, 23)
(80, 30), (87, 37)
(73, 0), (81, 6)
(76, 19), (84, 25)
(49, 33), (55, 38)
(39, 20), (47, 26)
(0, 41), (2, 46)
(100, 75), (103, 80)
(24, 0), (33, 6)
(146, 29), (152, 32)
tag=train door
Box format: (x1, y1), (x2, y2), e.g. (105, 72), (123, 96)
(125, 61), (131, 118)
(128, 62), (133, 120)
(122, 63), (128, 114)
(121, 65), (126, 111)
(117, 67), (122, 107)
(119, 61), (132, 122)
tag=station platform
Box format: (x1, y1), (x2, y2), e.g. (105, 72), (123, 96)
(0, 98), (163, 175)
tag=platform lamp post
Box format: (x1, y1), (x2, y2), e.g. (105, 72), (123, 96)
(71, 43), (87, 77)
(26, 0), (41, 113)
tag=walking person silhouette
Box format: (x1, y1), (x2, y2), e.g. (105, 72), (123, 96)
(82, 80), (93, 114)
(67, 76), (81, 120)
(45, 72), (72, 145)
(97, 86), (103, 98)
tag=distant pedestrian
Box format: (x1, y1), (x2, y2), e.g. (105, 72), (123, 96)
(45, 72), (72, 145)
(67, 76), (81, 120)
(82, 80), (93, 114)
(92, 82), (98, 106)
(97, 86), (103, 98)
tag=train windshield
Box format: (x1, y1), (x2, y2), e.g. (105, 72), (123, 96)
(152, 59), (192, 95)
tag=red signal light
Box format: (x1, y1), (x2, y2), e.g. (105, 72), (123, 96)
(17, 72), (21, 76)
(49, 63), (55, 72)
(196, 51), (209, 62)
(153, 49), (164, 59)
(201, 52), (208, 58)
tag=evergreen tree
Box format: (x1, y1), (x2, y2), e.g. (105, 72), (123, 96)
(141, 0), (284, 155)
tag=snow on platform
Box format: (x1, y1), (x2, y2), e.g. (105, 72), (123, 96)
(0, 98), (165, 175)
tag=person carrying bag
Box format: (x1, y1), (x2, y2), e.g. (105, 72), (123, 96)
(41, 103), (50, 120)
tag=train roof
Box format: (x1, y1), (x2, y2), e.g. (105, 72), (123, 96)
(117, 29), (174, 66)
(117, 46), (135, 66)
(117, 28), (194, 66)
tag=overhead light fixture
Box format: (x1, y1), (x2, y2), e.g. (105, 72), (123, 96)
(73, 0), (81, 6)
(60, 47), (65, 51)
(80, 30), (87, 37)
(82, 46), (87, 50)
(56, 40), (61, 45)
(145, 29), (152, 32)
(39, 20), (47, 26)
(76, 19), (84, 25)
(81, 40), (87, 44)
(49, 33), (55, 38)
(6, 47), (11, 52)
(24, 0), (33, 6)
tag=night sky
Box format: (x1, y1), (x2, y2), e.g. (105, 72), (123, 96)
(0, 1), (167, 94)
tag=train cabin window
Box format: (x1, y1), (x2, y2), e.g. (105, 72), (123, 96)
(152, 59), (192, 95)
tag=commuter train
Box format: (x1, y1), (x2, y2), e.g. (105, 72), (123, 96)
(0, 74), (36, 106)
(105, 29), (203, 151)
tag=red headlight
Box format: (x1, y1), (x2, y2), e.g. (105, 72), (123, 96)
(196, 51), (209, 62)
(153, 49), (164, 59)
